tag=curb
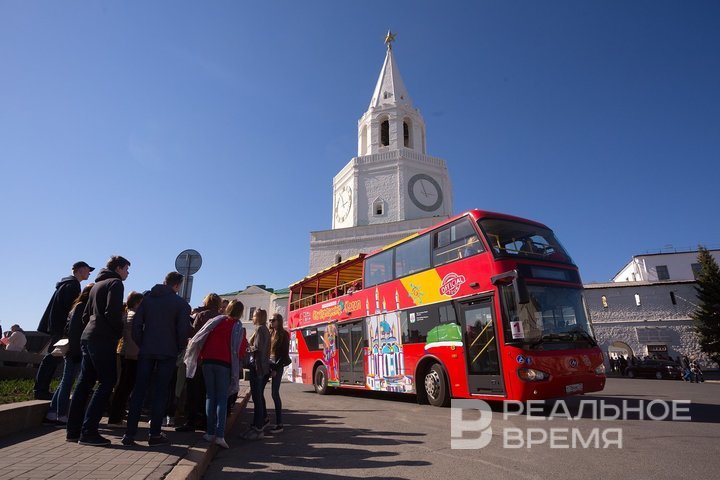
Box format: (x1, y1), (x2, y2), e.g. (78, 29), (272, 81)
(0, 400), (50, 438)
(165, 389), (251, 480)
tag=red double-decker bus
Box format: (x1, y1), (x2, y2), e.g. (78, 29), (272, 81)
(286, 210), (605, 406)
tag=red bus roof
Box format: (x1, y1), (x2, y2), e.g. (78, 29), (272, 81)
(365, 209), (551, 257)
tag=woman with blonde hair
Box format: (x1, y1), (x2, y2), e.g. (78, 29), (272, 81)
(243, 308), (270, 440)
(176, 293), (223, 432)
(262, 313), (290, 433)
(184, 299), (245, 449)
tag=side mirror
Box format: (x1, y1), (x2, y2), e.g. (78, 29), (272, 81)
(514, 277), (530, 305)
(491, 269), (530, 304)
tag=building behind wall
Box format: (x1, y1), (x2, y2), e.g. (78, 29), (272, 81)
(220, 285), (290, 337)
(586, 249), (719, 369)
(612, 248), (720, 282)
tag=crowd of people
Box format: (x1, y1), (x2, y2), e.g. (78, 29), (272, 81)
(608, 352), (705, 383)
(32, 257), (290, 448)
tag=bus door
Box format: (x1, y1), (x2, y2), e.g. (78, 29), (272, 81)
(458, 299), (504, 394)
(338, 320), (365, 385)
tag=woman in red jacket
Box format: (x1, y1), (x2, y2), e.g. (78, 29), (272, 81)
(198, 300), (245, 449)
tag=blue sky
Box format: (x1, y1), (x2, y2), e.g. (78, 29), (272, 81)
(2, 1), (718, 332)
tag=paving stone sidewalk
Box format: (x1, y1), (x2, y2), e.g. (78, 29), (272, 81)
(0, 388), (250, 480)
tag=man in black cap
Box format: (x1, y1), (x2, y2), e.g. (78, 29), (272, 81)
(34, 261), (94, 400)
(67, 255), (130, 446)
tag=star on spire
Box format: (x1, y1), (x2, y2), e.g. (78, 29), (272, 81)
(385, 30), (396, 50)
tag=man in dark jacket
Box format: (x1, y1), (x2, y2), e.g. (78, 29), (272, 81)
(34, 261), (94, 400)
(66, 256), (130, 446)
(122, 271), (191, 447)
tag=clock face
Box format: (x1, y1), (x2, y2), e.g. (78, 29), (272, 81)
(408, 174), (443, 212)
(335, 185), (352, 223)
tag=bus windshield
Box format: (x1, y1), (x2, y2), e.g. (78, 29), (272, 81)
(500, 284), (596, 350)
(478, 218), (571, 263)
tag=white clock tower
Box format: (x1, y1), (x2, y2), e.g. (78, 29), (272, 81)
(310, 32), (453, 273)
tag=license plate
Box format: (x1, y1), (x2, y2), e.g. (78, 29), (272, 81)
(565, 383), (583, 394)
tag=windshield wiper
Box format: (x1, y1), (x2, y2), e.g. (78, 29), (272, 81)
(527, 333), (570, 349)
(527, 330), (596, 349)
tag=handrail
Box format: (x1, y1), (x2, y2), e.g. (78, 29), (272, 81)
(289, 277), (363, 311)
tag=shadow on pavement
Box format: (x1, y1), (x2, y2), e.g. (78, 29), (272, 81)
(210, 410), (429, 479)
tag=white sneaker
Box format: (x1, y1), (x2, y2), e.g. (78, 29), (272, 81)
(164, 416), (175, 427)
(244, 427), (264, 440)
(202, 433), (215, 442)
(215, 437), (229, 449)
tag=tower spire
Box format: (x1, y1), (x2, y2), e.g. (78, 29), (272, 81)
(369, 31), (412, 109)
(385, 30), (396, 50)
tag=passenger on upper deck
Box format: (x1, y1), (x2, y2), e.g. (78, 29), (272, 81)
(461, 235), (482, 258)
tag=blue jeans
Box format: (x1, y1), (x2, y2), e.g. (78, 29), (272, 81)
(202, 363), (230, 438)
(248, 368), (267, 429)
(66, 341), (118, 438)
(49, 356), (80, 418)
(261, 364), (283, 425)
(125, 355), (176, 438)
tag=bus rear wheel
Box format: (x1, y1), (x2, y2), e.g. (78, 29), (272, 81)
(424, 363), (449, 407)
(314, 365), (329, 395)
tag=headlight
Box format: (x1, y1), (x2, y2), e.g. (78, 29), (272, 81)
(517, 367), (550, 381)
(595, 364), (606, 375)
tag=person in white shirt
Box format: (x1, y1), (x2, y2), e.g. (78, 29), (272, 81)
(1, 325), (27, 352)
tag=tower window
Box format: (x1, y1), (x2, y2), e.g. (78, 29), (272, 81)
(601, 296), (608, 309)
(403, 121), (410, 147)
(635, 293), (641, 307)
(656, 265), (669, 280)
(335, 254), (342, 264)
(360, 125), (368, 156)
(381, 120), (389, 147)
(670, 291), (677, 305)
(373, 199), (385, 216)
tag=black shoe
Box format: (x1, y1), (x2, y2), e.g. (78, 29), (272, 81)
(148, 433), (170, 447)
(66, 436), (80, 443)
(121, 435), (137, 446)
(174, 423), (195, 432)
(78, 434), (112, 447)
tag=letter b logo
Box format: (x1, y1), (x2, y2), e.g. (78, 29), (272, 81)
(450, 399), (493, 449)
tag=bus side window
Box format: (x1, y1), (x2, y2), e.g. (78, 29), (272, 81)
(433, 218), (483, 267)
(439, 304), (457, 324)
(364, 249), (393, 287)
(401, 306), (439, 344)
(302, 328), (319, 351)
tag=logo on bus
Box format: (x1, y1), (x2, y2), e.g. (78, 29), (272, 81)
(440, 272), (466, 296)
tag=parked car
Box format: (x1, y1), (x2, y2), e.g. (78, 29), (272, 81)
(626, 359), (682, 380)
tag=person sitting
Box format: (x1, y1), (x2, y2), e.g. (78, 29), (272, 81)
(461, 236), (481, 258)
(1, 325), (27, 352)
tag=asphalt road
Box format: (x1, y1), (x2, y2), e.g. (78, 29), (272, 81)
(204, 378), (720, 480)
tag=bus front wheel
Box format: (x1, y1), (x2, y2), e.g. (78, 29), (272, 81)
(314, 365), (329, 395)
(424, 363), (449, 407)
